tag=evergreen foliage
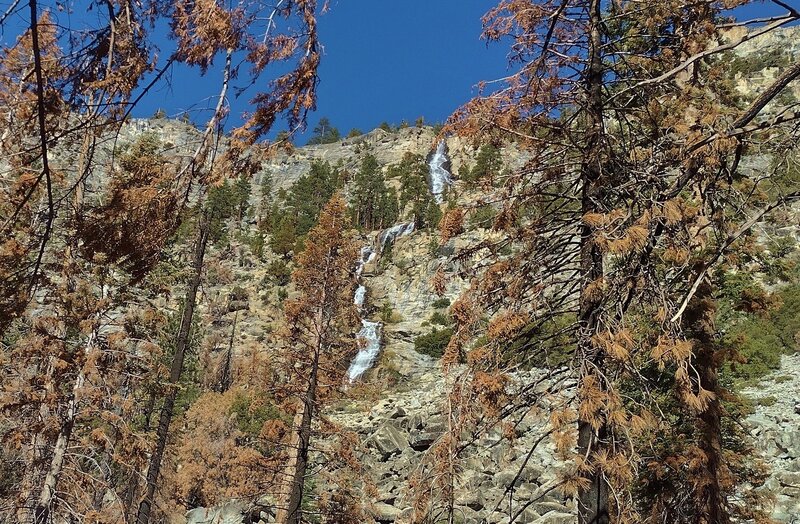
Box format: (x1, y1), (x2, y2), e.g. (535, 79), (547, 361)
(206, 176), (251, 245)
(307, 117), (341, 145)
(268, 161), (341, 256)
(463, 144), (503, 186)
(390, 152), (441, 229)
(413, 327), (453, 359)
(349, 153), (399, 231)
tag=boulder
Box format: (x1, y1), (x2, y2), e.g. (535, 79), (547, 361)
(372, 502), (402, 523)
(776, 430), (800, 459)
(534, 510), (575, 524)
(367, 423), (410, 460)
(185, 501), (246, 524)
(408, 430), (438, 451)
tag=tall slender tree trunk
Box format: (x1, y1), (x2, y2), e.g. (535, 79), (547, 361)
(136, 212), (210, 524)
(576, 1), (609, 523)
(275, 351), (319, 524)
(30, 131), (99, 523)
(276, 291), (329, 524)
(123, 388), (156, 521)
(686, 281), (728, 524)
(32, 365), (86, 524)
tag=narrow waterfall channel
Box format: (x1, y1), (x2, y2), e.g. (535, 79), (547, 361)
(348, 246), (381, 381)
(346, 139), (450, 380)
(377, 221), (415, 251)
(428, 139), (453, 203)
(346, 220), (417, 381)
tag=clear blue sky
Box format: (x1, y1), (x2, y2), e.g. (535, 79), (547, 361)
(0, 1), (791, 144)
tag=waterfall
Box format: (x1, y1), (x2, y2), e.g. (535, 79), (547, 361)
(348, 245), (382, 381)
(347, 320), (382, 381)
(356, 246), (376, 277)
(428, 139), (452, 204)
(378, 221), (415, 251)
(354, 285), (367, 307)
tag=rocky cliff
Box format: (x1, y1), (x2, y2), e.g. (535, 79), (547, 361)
(169, 121), (800, 523)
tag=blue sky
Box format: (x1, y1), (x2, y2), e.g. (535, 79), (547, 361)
(140, 1), (509, 141)
(0, 1), (792, 144)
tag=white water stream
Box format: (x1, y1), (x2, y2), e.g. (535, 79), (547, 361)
(347, 320), (382, 381)
(348, 246), (382, 381)
(428, 139), (452, 204)
(378, 221), (415, 251)
(347, 220), (420, 381)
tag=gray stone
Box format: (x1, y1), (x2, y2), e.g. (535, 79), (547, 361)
(533, 510), (575, 524)
(460, 489), (485, 511)
(533, 502), (571, 515)
(186, 501), (246, 524)
(409, 430), (439, 451)
(367, 423), (410, 460)
(776, 430), (800, 458)
(372, 502), (401, 522)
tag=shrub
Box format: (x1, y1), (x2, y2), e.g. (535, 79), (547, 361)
(413, 327), (454, 358)
(468, 205), (497, 229)
(266, 259), (291, 287)
(429, 311), (449, 326)
(378, 303), (402, 324)
(722, 283), (800, 383)
(247, 232), (265, 259)
(432, 298), (450, 309)
(229, 391), (286, 438)
(229, 285), (249, 303)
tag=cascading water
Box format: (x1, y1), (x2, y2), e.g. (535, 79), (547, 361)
(348, 245), (383, 381)
(356, 246), (376, 277)
(348, 222), (418, 380)
(428, 140), (452, 204)
(347, 321), (382, 381)
(378, 221), (415, 251)
(353, 285), (367, 308)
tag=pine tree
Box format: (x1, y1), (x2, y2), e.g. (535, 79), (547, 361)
(307, 117), (341, 145)
(274, 194), (359, 524)
(349, 153), (400, 231)
(0, 0), (326, 521)
(441, 1), (800, 522)
(135, 207), (211, 524)
(393, 152), (442, 230)
(463, 144), (503, 187)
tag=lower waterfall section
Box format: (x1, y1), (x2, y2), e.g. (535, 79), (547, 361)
(347, 320), (382, 381)
(349, 245), (382, 382)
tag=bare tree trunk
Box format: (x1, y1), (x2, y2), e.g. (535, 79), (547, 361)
(686, 281), (729, 524)
(276, 299), (326, 524)
(275, 359), (318, 524)
(32, 333), (91, 523)
(576, 1), (610, 523)
(136, 212), (210, 524)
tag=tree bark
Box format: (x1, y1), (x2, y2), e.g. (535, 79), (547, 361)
(218, 310), (237, 393)
(576, 1), (610, 523)
(686, 281), (729, 524)
(33, 377), (83, 524)
(275, 348), (319, 524)
(136, 212), (210, 524)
